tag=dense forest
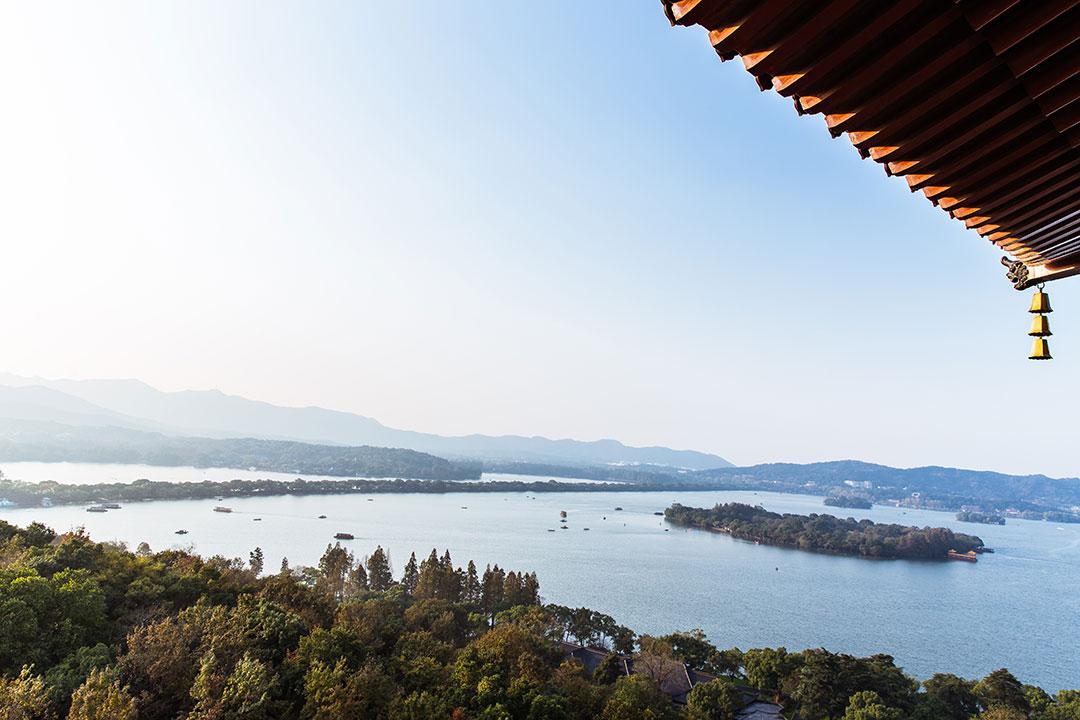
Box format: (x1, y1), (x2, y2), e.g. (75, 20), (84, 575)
(0, 520), (1076, 719)
(665, 503), (985, 560)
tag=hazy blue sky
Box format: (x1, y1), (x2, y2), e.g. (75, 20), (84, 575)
(1, 2), (1076, 476)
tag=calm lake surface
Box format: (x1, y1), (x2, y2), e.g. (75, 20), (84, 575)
(2, 463), (1078, 691)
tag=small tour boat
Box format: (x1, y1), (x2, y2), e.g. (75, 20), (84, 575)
(175, 529), (189, 535)
(213, 506), (233, 513)
(104, 503), (122, 509)
(318, 515), (327, 519)
(614, 507), (623, 511)
(253, 518), (262, 521)
(334, 532), (355, 540)
(86, 505), (108, 513)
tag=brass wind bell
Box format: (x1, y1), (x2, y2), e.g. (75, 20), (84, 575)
(1028, 284), (1052, 361)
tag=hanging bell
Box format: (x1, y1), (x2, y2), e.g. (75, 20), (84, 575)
(1029, 314), (1052, 337)
(1029, 289), (1053, 314)
(1029, 337), (1052, 360)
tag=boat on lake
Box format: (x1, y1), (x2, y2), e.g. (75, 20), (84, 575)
(318, 515), (327, 519)
(86, 505), (108, 513)
(334, 532), (354, 540)
(213, 506), (232, 513)
(175, 529), (188, 535)
(103, 503), (122, 509)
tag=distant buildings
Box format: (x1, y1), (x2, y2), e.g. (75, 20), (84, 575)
(557, 642), (783, 718)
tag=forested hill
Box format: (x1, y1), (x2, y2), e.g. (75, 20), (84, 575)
(0, 519), (1075, 719)
(0, 419), (480, 480)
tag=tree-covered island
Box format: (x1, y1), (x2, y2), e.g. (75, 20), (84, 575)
(824, 495), (873, 509)
(665, 503), (986, 560)
(957, 511), (1007, 525)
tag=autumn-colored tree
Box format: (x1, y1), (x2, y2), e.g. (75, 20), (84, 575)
(601, 675), (673, 720)
(843, 691), (904, 720)
(66, 669), (136, 720)
(0, 667), (52, 720)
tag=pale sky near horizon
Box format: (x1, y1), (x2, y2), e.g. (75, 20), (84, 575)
(1, 2), (1077, 477)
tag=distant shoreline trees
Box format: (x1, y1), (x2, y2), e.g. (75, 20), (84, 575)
(665, 503), (985, 560)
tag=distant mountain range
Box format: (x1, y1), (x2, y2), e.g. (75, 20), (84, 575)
(0, 374), (731, 470)
(695, 460), (1080, 516)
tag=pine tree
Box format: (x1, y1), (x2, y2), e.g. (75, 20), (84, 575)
(502, 571), (522, 607)
(481, 564), (505, 618)
(439, 550), (461, 601)
(522, 572), (540, 605)
(249, 547), (264, 575)
(401, 552), (419, 595)
(366, 546), (394, 591)
(280, 557), (290, 574)
(464, 560), (481, 604)
(415, 549), (441, 599)
(317, 543), (354, 601)
(349, 562), (369, 595)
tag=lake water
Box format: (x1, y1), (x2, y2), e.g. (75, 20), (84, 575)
(1, 466), (1078, 691)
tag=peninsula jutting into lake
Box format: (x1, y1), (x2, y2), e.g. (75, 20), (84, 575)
(664, 502), (986, 561)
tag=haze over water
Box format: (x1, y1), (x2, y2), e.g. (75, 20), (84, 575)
(3, 464), (1077, 692)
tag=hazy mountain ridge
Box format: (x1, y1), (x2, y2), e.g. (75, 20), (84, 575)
(695, 459), (1080, 512)
(0, 374), (731, 469)
(0, 418), (479, 480)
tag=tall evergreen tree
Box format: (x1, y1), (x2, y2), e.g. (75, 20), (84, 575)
(503, 571), (522, 607)
(249, 547), (264, 575)
(415, 549), (441, 599)
(439, 550), (461, 601)
(349, 562), (369, 595)
(401, 552), (419, 595)
(464, 560), (481, 605)
(366, 546), (394, 592)
(317, 543), (354, 601)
